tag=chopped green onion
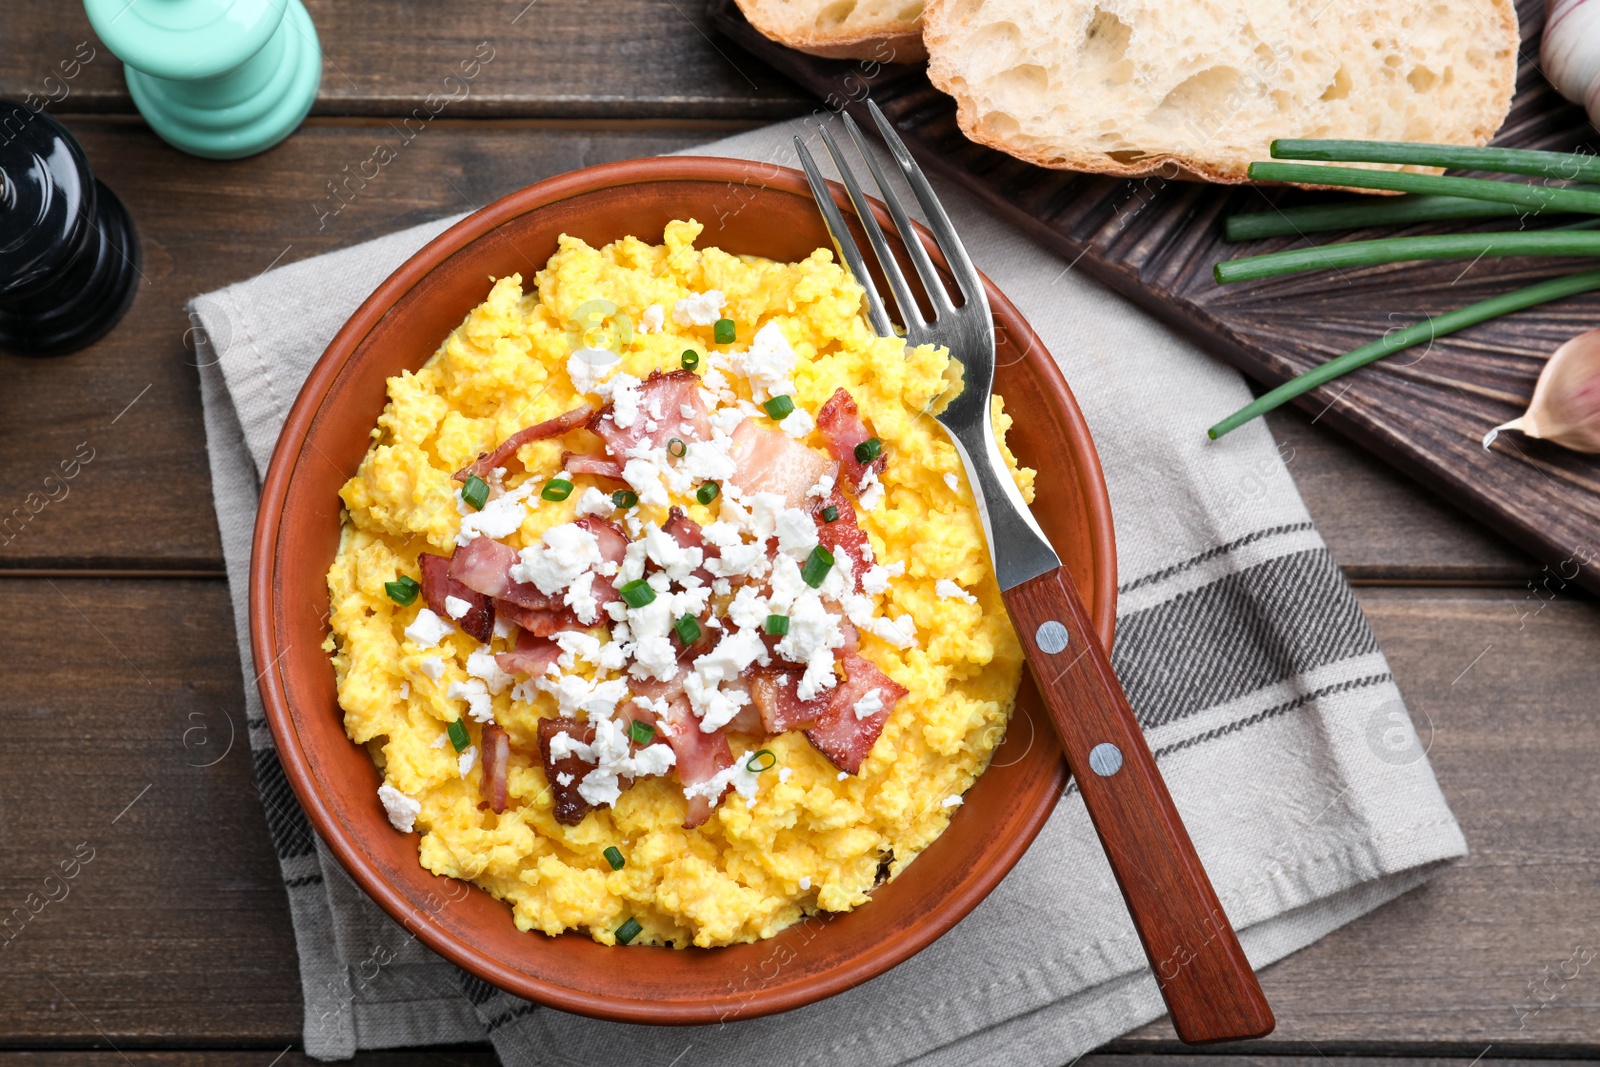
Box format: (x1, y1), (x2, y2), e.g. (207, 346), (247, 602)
(667, 437), (686, 458)
(674, 614), (702, 645)
(713, 318), (736, 344)
(1214, 230), (1600, 285)
(696, 481), (720, 505)
(764, 613), (789, 636)
(821, 505), (839, 523)
(1208, 267), (1600, 439)
(619, 579), (656, 608)
(801, 545), (834, 588)
(447, 719), (471, 753)
(1224, 195), (1532, 243)
(615, 916), (643, 945)
(681, 348), (700, 370)
(460, 475), (490, 511)
(1270, 139), (1600, 184)
(853, 437), (882, 464)
(628, 719), (656, 745)
(541, 479), (574, 502)
(763, 394), (795, 420)
(384, 575), (420, 606)
(603, 846), (626, 870)
(745, 749), (777, 773)
(612, 489), (638, 509)
(1245, 162), (1600, 217)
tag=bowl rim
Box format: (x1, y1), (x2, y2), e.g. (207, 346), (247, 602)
(250, 155), (1117, 1023)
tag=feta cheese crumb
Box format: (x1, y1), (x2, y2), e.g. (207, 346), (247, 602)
(455, 482), (533, 546)
(430, 733), (448, 749)
(672, 290), (726, 326)
(779, 408), (814, 438)
(857, 465), (886, 511)
(799, 875), (812, 890)
(377, 783), (421, 833)
(465, 649), (514, 695)
(447, 679), (494, 723)
(492, 615), (513, 639)
(568, 347), (621, 394)
(837, 771), (849, 781)
(852, 687), (885, 720)
(419, 656), (445, 681)
(778, 767), (793, 784)
(944, 471), (960, 493)
(511, 522), (603, 595)
(458, 745), (478, 778)
(638, 303), (665, 333)
(556, 771), (575, 787)
(941, 794), (964, 808)
(404, 609), (454, 649)
(575, 486), (613, 518)
(807, 471), (836, 500)
(935, 579), (978, 605)
(443, 595), (471, 620)
(398, 681), (411, 700)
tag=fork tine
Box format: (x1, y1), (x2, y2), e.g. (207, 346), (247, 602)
(817, 124), (928, 335)
(865, 98), (987, 309)
(839, 111), (953, 315)
(794, 136), (895, 339)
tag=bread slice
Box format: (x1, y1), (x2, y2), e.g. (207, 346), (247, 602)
(734, 0), (928, 62)
(923, 0), (1519, 183)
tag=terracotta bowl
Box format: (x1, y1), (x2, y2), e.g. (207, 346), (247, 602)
(251, 157), (1117, 1025)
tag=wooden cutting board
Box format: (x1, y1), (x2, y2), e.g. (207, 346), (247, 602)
(708, 0), (1600, 596)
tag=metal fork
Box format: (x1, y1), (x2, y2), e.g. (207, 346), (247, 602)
(795, 101), (1275, 1046)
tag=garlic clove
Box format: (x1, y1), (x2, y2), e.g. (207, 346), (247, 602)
(1484, 327), (1600, 454)
(1542, 0), (1600, 127)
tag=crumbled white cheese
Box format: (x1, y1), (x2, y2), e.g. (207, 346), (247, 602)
(404, 609), (454, 649)
(575, 486), (613, 518)
(398, 681), (411, 700)
(935, 579), (978, 605)
(859, 560), (904, 596)
(458, 745), (478, 778)
(643, 523), (703, 583)
(778, 767), (793, 784)
(377, 783), (421, 833)
(638, 303), (665, 333)
(455, 482), (534, 546)
(537, 674), (630, 720)
(860, 612), (917, 649)
(604, 373), (643, 429)
(429, 733), (449, 749)
(548, 729), (594, 762)
(443, 595), (471, 620)
(556, 771), (575, 787)
(465, 649), (514, 694)
(492, 615), (513, 639)
(511, 522), (603, 595)
(672, 289), (726, 326)
(807, 471), (836, 500)
(685, 670), (752, 732)
(944, 472), (960, 493)
(837, 771), (849, 781)
(798, 875), (811, 890)
(683, 754), (762, 807)
(857, 465), (886, 511)
(779, 408), (814, 438)
(575, 718), (677, 807)
(447, 679), (494, 723)
(418, 656), (446, 681)
(852, 687), (885, 721)
(774, 507), (819, 559)
(621, 445), (673, 508)
(777, 593), (843, 700)
(564, 571), (599, 625)
(568, 347), (621, 394)
(731, 321), (797, 402)
(941, 794), (964, 808)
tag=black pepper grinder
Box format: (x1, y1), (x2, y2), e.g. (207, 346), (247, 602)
(0, 101), (140, 355)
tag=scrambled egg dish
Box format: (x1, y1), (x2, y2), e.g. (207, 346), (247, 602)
(326, 220), (1035, 947)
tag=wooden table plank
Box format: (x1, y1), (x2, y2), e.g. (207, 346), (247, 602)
(1118, 587), (1600, 1053)
(0, 121), (1539, 583)
(3, 0), (810, 120)
(3, 580), (1595, 1049)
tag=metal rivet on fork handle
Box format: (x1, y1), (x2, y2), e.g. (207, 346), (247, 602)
(1089, 743), (1124, 777)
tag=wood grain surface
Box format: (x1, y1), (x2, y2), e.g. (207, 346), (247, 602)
(707, 0), (1600, 596)
(0, 0), (1596, 1059)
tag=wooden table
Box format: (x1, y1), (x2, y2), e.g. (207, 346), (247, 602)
(2, 3), (1596, 1064)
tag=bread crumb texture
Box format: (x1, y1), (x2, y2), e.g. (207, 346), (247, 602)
(924, 0), (1518, 181)
(735, 0), (929, 62)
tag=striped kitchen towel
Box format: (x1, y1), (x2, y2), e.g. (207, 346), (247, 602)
(191, 120), (1466, 1064)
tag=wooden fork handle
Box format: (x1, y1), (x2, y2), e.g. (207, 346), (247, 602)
(1003, 565), (1275, 1044)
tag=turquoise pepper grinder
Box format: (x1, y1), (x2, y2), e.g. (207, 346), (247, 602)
(83, 0), (322, 160)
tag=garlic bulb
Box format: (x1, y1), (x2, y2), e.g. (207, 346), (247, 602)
(1483, 327), (1600, 453)
(1543, 0), (1600, 127)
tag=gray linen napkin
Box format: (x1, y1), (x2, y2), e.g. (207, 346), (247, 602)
(192, 122), (1467, 1064)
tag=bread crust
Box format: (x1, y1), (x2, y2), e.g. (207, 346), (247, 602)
(921, 0), (1520, 184)
(733, 0), (928, 64)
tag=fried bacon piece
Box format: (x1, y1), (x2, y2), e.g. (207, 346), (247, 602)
(418, 552), (495, 642)
(803, 654), (908, 775)
(537, 718), (597, 827)
(728, 418), (837, 509)
(659, 696), (734, 829)
(479, 723), (511, 814)
(455, 403), (597, 482)
(494, 628), (563, 677)
(589, 370), (711, 458)
(816, 387), (885, 491)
